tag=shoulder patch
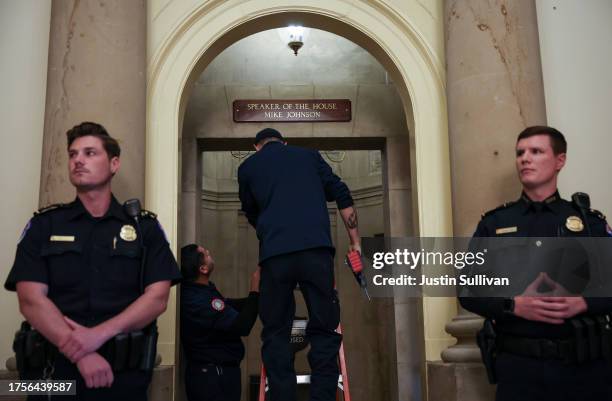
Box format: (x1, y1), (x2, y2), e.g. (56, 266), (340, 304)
(211, 298), (225, 311)
(156, 220), (169, 243)
(18, 220), (32, 243)
(606, 223), (612, 237)
(481, 201), (517, 219)
(34, 203), (66, 216)
(140, 209), (157, 219)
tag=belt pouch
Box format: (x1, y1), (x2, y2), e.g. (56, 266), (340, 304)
(139, 328), (158, 371)
(25, 331), (46, 368)
(571, 319), (587, 363)
(128, 331), (144, 369)
(598, 315), (612, 360)
(113, 333), (130, 371)
(582, 316), (600, 360)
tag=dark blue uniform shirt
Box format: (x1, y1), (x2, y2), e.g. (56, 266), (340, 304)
(4, 196), (181, 326)
(180, 281), (247, 364)
(238, 142), (354, 262)
(461, 191), (612, 338)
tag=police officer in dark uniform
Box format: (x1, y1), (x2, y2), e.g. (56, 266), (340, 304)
(4, 122), (181, 400)
(237, 128), (361, 401)
(180, 244), (260, 401)
(461, 126), (612, 401)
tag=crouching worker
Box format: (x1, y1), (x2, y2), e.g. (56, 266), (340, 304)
(180, 244), (260, 401)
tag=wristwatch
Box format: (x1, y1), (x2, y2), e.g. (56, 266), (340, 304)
(503, 297), (515, 314)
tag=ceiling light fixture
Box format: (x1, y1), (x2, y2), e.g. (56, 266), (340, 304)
(277, 25), (309, 56)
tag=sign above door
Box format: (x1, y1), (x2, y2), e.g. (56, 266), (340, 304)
(233, 99), (351, 123)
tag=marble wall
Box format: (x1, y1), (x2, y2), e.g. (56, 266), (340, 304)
(536, 0), (612, 216)
(0, 0), (51, 367)
(40, 0), (147, 205)
(446, 0), (547, 236)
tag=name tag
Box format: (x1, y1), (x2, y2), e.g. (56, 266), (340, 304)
(495, 226), (517, 235)
(50, 235), (75, 242)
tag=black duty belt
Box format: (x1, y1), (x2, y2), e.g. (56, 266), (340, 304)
(14, 321), (158, 373)
(498, 315), (612, 364)
(498, 335), (575, 362)
(97, 328), (157, 371)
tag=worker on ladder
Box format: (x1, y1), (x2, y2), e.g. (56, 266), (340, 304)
(238, 128), (362, 401)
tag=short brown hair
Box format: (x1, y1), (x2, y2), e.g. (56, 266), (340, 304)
(517, 126), (567, 155)
(66, 122), (121, 159)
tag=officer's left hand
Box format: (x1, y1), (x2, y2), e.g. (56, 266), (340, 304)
(76, 352), (114, 388)
(60, 317), (108, 363)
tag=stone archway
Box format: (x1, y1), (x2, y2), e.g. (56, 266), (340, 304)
(147, 2), (451, 399)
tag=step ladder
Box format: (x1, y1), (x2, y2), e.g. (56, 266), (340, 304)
(257, 321), (351, 401)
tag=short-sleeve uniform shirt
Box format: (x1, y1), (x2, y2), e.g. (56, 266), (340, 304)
(4, 196), (181, 326)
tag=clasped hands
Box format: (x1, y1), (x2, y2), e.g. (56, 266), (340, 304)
(513, 272), (587, 324)
(58, 317), (114, 388)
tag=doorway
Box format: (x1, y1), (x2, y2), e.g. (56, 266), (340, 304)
(149, 7), (449, 397)
(179, 138), (396, 401)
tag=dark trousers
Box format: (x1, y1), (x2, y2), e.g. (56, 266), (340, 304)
(184, 361), (241, 401)
(259, 247), (342, 401)
(495, 352), (612, 401)
(24, 354), (151, 401)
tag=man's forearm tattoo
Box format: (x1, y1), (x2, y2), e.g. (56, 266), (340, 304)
(347, 210), (358, 229)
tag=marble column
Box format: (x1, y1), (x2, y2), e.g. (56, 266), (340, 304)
(385, 136), (423, 401)
(446, 0), (547, 231)
(40, 0), (147, 205)
(180, 134), (200, 246)
(429, 1), (547, 400)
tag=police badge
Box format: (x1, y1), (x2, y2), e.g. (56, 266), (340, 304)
(565, 216), (584, 232)
(120, 225), (137, 241)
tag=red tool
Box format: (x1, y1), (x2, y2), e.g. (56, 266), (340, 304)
(345, 250), (371, 301)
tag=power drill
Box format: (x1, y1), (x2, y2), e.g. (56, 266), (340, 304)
(345, 250), (371, 301)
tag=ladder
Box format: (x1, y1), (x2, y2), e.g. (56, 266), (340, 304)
(257, 323), (351, 401)
(258, 251), (367, 401)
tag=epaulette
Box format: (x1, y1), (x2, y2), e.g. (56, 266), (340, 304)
(140, 209), (157, 219)
(33, 203), (66, 216)
(481, 201), (517, 219)
(587, 208), (606, 221)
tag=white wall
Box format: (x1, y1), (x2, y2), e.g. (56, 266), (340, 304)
(536, 0), (612, 215)
(0, 0), (50, 365)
